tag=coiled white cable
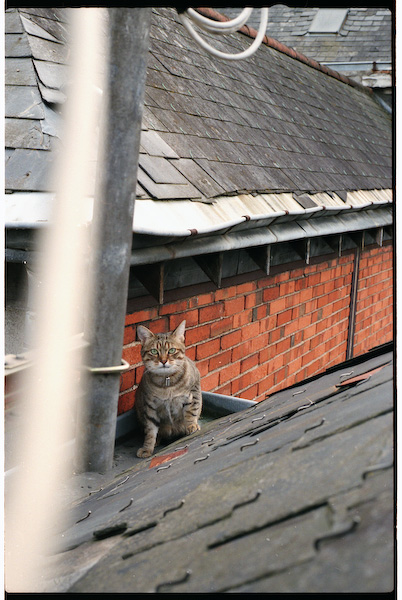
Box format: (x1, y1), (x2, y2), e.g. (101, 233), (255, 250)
(177, 7), (269, 60)
(185, 7), (253, 34)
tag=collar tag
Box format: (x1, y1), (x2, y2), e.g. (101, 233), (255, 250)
(165, 376), (171, 387)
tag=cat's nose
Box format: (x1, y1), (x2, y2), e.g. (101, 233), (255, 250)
(161, 358), (168, 365)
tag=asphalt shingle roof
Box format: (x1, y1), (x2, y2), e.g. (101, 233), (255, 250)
(48, 347), (394, 593)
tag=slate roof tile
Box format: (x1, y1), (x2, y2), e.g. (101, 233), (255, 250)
(33, 59), (67, 90)
(37, 81), (65, 105)
(5, 148), (54, 191)
(261, 6), (392, 66)
(5, 10), (24, 33)
(139, 129), (179, 159)
(19, 7), (67, 22)
(155, 132), (209, 160)
(27, 34), (67, 64)
(20, 9), (69, 41)
(172, 158), (225, 198)
(6, 57), (37, 86)
(5, 118), (51, 150)
(195, 158), (296, 195)
(60, 350), (393, 593)
(19, 14), (61, 43)
(5, 85), (44, 120)
(137, 166), (201, 200)
(138, 154), (187, 185)
(5, 32), (32, 57)
(4, 6), (393, 208)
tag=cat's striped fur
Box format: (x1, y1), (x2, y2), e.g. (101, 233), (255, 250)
(135, 320), (202, 458)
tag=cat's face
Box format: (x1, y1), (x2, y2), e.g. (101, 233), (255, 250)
(137, 320), (186, 376)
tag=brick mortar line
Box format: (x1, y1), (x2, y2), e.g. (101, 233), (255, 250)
(356, 301), (393, 313)
(193, 306), (351, 346)
(123, 301), (358, 355)
(194, 325), (350, 377)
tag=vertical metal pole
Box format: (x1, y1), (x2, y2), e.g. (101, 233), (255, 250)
(75, 7), (151, 473)
(23, 264), (36, 350)
(346, 245), (361, 361)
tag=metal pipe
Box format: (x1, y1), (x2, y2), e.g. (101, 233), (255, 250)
(128, 208), (392, 267)
(75, 7), (152, 473)
(5, 9), (106, 589)
(321, 61), (392, 72)
(373, 92), (392, 115)
(346, 245), (361, 360)
(202, 391), (256, 415)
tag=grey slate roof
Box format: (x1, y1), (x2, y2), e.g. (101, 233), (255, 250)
(141, 7), (391, 197)
(5, 8), (68, 192)
(5, 6), (392, 201)
(50, 347), (394, 593)
(223, 6), (392, 66)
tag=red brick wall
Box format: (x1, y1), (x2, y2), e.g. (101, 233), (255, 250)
(119, 244), (393, 414)
(353, 245), (393, 357)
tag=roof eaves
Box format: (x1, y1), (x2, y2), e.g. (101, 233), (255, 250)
(195, 7), (372, 94)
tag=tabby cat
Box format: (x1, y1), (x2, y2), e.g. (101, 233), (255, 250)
(135, 320), (202, 458)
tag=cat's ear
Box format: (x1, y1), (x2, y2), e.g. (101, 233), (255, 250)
(137, 325), (154, 344)
(173, 320), (186, 343)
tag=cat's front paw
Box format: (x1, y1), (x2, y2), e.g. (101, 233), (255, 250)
(185, 423), (200, 435)
(137, 447), (153, 458)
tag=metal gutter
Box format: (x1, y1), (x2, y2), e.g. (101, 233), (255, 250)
(5, 189), (392, 241)
(4, 189), (392, 272)
(74, 7), (152, 474)
(321, 61), (392, 73)
(114, 391), (256, 440)
(5, 205), (391, 266)
(129, 207), (392, 266)
(202, 391), (256, 415)
(4, 192), (93, 225)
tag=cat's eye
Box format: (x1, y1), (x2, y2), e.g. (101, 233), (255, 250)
(168, 348), (176, 354)
(149, 349), (158, 355)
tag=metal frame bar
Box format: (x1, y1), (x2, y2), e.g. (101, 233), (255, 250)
(74, 7), (152, 473)
(346, 243), (361, 361)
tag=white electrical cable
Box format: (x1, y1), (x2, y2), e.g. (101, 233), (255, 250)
(185, 7), (253, 34)
(177, 7), (269, 61)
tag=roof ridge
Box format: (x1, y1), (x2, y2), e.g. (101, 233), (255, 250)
(195, 7), (372, 94)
